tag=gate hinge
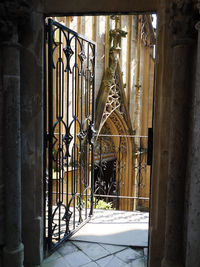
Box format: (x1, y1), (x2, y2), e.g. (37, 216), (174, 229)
(87, 122), (95, 145)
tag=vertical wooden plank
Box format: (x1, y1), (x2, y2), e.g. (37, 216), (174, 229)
(92, 16), (97, 42)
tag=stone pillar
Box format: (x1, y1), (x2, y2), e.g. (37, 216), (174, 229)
(0, 32), (4, 264)
(161, 1), (196, 267)
(20, 8), (44, 266)
(186, 2), (200, 267)
(2, 28), (24, 267)
(0, 1), (31, 266)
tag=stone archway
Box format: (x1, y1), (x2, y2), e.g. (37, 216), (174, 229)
(96, 110), (135, 211)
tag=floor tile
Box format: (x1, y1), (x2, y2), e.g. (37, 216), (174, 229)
(130, 258), (147, 267)
(63, 250), (91, 267)
(70, 222), (148, 247)
(41, 256), (70, 267)
(96, 254), (128, 267)
(82, 262), (99, 267)
(42, 251), (62, 264)
(57, 241), (79, 256)
(72, 241), (110, 260)
(99, 243), (126, 254)
(115, 248), (143, 264)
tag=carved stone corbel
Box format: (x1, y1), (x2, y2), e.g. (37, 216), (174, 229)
(0, 0), (31, 42)
(167, 0), (198, 45)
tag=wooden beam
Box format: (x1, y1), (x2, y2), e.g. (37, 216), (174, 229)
(44, 0), (159, 15)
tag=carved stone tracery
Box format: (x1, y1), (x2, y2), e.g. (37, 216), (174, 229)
(98, 73), (121, 133)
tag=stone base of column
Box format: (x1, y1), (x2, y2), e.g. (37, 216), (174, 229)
(161, 258), (183, 267)
(3, 243), (24, 267)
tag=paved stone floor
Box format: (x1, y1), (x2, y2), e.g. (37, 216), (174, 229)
(70, 210), (149, 247)
(42, 210), (149, 267)
(41, 240), (148, 267)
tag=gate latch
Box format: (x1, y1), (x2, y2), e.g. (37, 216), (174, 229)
(87, 122), (95, 145)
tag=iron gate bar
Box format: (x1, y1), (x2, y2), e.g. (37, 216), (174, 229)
(96, 134), (148, 138)
(43, 20), (47, 252)
(44, 18), (96, 251)
(51, 192), (149, 200)
(93, 194), (149, 200)
(48, 18), (53, 250)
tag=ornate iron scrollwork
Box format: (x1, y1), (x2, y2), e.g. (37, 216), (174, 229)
(87, 122), (95, 145)
(63, 43), (74, 72)
(78, 43), (87, 62)
(63, 129), (73, 157)
(77, 130), (86, 141)
(62, 208), (72, 235)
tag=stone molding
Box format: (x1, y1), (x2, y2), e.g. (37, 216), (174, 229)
(167, 0), (198, 45)
(0, 0), (31, 42)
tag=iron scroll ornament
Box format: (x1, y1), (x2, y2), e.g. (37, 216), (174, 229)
(87, 122), (95, 145)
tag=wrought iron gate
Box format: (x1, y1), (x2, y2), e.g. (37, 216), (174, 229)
(94, 134), (150, 211)
(44, 18), (96, 250)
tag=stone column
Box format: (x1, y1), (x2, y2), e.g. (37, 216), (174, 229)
(0, 1), (31, 266)
(20, 8), (44, 266)
(161, 1), (196, 267)
(186, 2), (200, 267)
(0, 31), (4, 256)
(2, 28), (24, 267)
